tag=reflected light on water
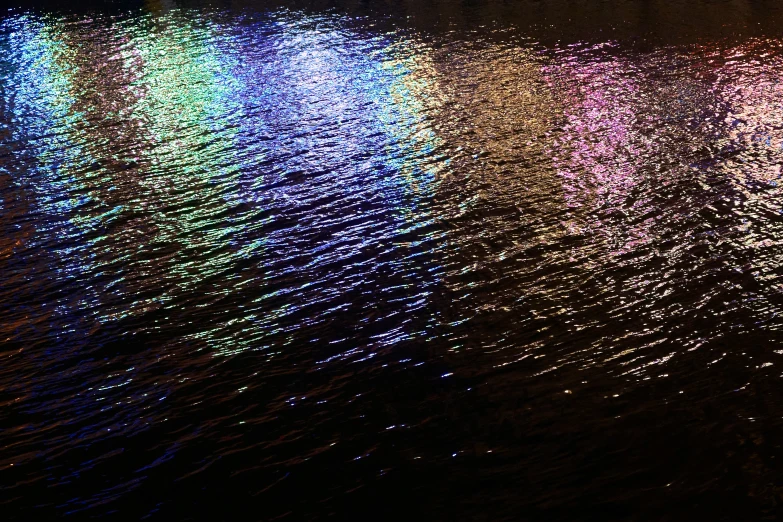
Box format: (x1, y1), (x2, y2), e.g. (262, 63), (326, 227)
(7, 2), (783, 520)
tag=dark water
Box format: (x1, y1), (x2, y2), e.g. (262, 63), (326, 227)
(6, 0), (783, 520)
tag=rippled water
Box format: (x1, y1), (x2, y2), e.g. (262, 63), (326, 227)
(6, 0), (783, 519)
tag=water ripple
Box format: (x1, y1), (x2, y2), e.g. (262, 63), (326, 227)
(6, 2), (783, 520)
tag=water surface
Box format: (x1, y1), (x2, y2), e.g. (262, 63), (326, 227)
(5, 0), (783, 520)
